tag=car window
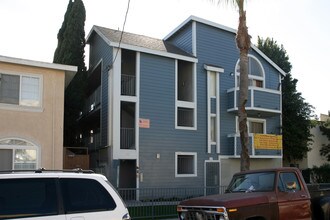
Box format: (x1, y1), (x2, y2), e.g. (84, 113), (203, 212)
(227, 172), (275, 192)
(278, 172), (301, 192)
(60, 178), (117, 214)
(0, 178), (58, 219)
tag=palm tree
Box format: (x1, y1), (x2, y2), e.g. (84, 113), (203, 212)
(219, 0), (251, 171)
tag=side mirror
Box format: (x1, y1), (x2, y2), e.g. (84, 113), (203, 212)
(286, 181), (297, 190)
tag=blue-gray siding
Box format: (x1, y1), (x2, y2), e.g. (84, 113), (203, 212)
(87, 18), (284, 188)
(89, 34), (113, 147)
(167, 23), (193, 55)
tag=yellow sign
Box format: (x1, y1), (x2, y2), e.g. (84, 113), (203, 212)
(254, 134), (282, 150)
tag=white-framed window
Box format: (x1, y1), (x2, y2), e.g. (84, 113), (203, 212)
(0, 138), (39, 170)
(210, 115), (217, 143)
(235, 55), (265, 88)
(248, 118), (266, 134)
(204, 65), (223, 154)
(175, 152), (197, 177)
(209, 71), (217, 97)
(0, 72), (41, 107)
(175, 60), (196, 129)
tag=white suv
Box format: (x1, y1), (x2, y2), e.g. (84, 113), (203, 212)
(0, 169), (130, 220)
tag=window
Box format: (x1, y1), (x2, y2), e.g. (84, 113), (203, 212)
(0, 138), (38, 170)
(176, 60), (196, 129)
(249, 121), (264, 134)
(278, 172), (301, 192)
(14, 149), (37, 170)
(0, 178), (58, 219)
(205, 66), (222, 154)
(248, 119), (265, 134)
(175, 152), (197, 177)
(61, 178), (116, 213)
(227, 172), (275, 192)
(177, 107), (194, 127)
(210, 115), (216, 143)
(236, 55), (265, 88)
(0, 73), (41, 107)
(209, 71), (217, 97)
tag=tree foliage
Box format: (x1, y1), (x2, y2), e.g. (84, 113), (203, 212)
(319, 120), (330, 161)
(53, 0), (87, 146)
(257, 37), (314, 163)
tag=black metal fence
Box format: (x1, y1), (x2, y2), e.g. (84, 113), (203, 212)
(118, 186), (228, 220)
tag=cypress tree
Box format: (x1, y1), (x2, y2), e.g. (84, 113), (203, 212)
(53, 0), (87, 146)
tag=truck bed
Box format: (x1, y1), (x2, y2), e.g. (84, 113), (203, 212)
(308, 184), (330, 220)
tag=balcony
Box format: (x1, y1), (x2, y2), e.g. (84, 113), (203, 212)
(80, 86), (101, 117)
(227, 133), (282, 158)
(120, 128), (135, 149)
(121, 74), (136, 96)
(227, 87), (281, 117)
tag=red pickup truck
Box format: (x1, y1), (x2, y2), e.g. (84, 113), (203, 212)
(177, 167), (330, 220)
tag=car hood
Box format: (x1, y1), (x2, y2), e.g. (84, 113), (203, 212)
(179, 192), (271, 208)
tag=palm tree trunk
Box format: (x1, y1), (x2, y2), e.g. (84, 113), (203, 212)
(236, 0), (251, 171)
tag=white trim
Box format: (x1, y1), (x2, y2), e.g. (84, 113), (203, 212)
(247, 117), (267, 134)
(163, 16), (286, 76)
(204, 64), (224, 73)
(135, 52), (140, 189)
(192, 21), (197, 56)
(175, 152), (197, 177)
(111, 48), (121, 160)
(227, 107), (281, 115)
(0, 137), (40, 169)
(0, 55), (77, 73)
(0, 70), (43, 110)
(216, 72), (220, 154)
(175, 61), (197, 130)
(227, 85), (282, 95)
(164, 15), (236, 40)
(235, 54), (266, 89)
(107, 59), (113, 148)
(226, 86), (281, 114)
(227, 155), (283, 159)
(252, 45), (287, 76)
(205, 68), (221, 154)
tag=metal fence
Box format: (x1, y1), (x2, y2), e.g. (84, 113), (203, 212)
(118, 186), (227, 220)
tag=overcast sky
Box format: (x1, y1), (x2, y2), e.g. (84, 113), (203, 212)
(0, 0), (329, 117)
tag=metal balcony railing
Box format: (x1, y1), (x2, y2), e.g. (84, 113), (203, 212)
(121, 74), (136, 96)
(120, 128), (135, 149)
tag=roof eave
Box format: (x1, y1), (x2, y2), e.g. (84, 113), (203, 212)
(87, 26), (197, 63)
(164, 16), (287, 76)
(0, 55), (77, 89)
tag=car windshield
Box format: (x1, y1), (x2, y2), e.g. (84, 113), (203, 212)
(227, 172), (275, 193)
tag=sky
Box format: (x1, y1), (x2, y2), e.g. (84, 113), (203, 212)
(0, 0), (329, 117)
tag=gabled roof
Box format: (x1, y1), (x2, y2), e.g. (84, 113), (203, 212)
(165, 15), (287, 76)
(86, 25), (197, 63)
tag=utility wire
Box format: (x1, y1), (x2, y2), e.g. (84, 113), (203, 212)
(110, 0), (131, 68)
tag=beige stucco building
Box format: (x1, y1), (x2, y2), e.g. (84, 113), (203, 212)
(0, 55), (76, 170)
(299, 112), (330, 169)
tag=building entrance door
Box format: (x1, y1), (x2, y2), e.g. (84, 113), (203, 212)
(205, 161), (220, 195)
